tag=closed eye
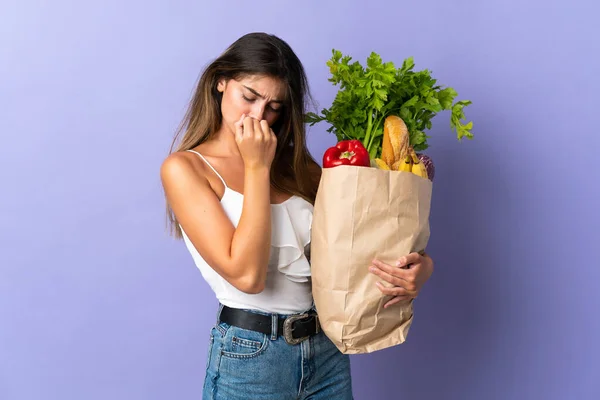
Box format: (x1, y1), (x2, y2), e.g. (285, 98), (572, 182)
(242, 95), (281, 113)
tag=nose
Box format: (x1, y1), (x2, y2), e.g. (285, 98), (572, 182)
(249, 103), (265, 121)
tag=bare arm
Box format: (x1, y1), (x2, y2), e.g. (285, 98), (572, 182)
(161, 116), (276, 294)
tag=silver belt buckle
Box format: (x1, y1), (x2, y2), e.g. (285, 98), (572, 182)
(283, 313), (318, 345)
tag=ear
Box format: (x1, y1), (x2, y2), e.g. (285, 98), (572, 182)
(216, 79), (226, 93)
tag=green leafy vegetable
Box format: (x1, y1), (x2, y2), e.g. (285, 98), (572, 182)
(306, 50), (474, 158)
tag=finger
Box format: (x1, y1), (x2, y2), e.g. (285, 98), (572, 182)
(269, 128), (277, 146)
(375, 281), (417, 298)
(384, 296), (412, 308)
(369, 263), (405, 287)
(370, 262), (417, 292)
(260, 119), (270, 139)
(235, 113), (246, 127)
(243, 115), (254, 137)
(253, 118), (262, 139)
(371, 259), (412, 285)
(234, 114), (246, 141)
(397, 252), (423, 268)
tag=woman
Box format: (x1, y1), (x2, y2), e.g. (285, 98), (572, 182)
(161, 32), (434, 400)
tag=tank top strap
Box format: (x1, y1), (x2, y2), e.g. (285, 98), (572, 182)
(186, 150), (228, 188)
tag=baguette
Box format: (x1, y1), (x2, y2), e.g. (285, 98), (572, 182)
(383, 115), (410, 165)
(380, 121), (395, 167)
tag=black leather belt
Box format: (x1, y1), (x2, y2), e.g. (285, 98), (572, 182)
(219, 305), (320, 345)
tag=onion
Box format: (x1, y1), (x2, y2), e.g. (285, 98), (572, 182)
(417, 153), (435, 181)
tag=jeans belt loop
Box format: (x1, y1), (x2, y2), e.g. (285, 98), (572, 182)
(216, 303), (224, 323)
(270, 313), (278, 341)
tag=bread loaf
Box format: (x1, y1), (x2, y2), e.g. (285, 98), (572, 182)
(382, 115), (410, 166)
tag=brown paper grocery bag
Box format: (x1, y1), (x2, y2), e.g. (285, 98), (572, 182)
(310, 165), (433, 354)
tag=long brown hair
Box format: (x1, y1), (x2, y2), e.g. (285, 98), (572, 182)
(165, 32), (321, 238)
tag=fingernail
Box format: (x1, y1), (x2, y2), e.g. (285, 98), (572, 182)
(397, 257), (406, 266)
(368, 267), (375, 272)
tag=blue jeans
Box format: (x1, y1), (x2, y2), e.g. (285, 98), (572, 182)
(202, 305), (353, 399)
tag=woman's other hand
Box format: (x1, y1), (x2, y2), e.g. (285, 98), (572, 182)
(368, 251), (434, 308)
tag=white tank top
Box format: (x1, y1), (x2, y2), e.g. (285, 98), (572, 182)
(179, 150), (314, 314)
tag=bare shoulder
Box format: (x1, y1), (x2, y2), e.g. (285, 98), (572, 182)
(160, 151), (213, 198)
(161, 151), (200, 184)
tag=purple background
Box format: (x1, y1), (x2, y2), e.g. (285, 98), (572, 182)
(2, 0), (599, 399)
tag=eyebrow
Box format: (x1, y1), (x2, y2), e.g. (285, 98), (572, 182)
(243, 85), (284, 104)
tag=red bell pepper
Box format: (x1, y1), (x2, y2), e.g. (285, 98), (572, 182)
(323, 140), (371, 168)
